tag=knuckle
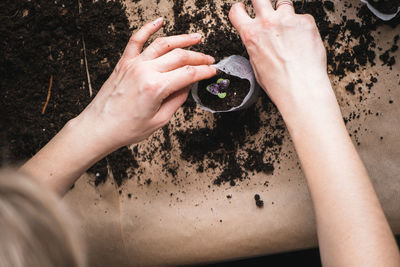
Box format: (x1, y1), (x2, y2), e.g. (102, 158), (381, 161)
(153, 37), (168, 49)
(117, 60), (131, 73)
(301, 14), (316, 26)
(121, 62), (131, 73)
(197, 52), (207, 60)
(128, 34), (136, 44)
(127, 64), (140, 76)
(128, 32), (141, 45)
(280, 16), (294, 25)
(185, 65), (197, 76)
(175, 48), (189, 61)
(242, 28), (258, 46)
(153, 115), (168, 128)
(114, 61), (122, 73)
(144, 79), (162, 92)
(160, 115), (171, 126)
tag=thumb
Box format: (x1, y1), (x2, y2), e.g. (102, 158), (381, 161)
(153, 87), (191, 125)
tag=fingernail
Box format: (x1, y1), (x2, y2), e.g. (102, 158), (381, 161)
(190, 33), (202, 39)
(207, 55), (215, 64)
(153, 17), (163, 26)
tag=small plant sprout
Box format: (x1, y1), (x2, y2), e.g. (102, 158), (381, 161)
(206, 78), (230, 99)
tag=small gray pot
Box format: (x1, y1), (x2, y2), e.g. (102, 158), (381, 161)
(361, 0), (400, 21)
(191, 55), (260, 113)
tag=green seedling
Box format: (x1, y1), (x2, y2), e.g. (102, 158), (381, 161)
(206, 78), (230, 99)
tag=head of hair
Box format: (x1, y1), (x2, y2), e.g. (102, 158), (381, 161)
(0, 169), (86, 267)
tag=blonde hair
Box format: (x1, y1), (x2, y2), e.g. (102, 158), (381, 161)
(0, 169), (86, 267)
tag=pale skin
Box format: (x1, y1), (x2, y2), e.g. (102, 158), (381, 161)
(229, 0), (400, 266)
(21, 17), (217, 195)
(20, 0), (400, 266)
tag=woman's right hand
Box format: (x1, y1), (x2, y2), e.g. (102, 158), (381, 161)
(74, 18), (216, 154)
(229, 0), (334, 119)
(21, 18), (217, 195)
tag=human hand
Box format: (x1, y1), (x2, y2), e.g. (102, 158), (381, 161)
(229, 0), (334, 118)
(74, 18), (216, 153)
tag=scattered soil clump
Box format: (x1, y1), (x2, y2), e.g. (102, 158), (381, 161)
(254, 194), (264, 208)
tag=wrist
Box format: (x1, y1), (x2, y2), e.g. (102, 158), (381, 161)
(274, 73), (340, 127)
(66, 115), (114, 161)
(20, 117), (111, 195)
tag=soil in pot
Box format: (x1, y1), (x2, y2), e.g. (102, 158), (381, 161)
(367, 0), (400, 14)
(197, 72), (250, 111)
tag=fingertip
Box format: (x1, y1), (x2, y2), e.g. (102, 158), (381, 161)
(188, 33), (203, 46)
(229, 2), (241, 18)
(152, 17), (164, 27)
(189, 32), (203, 45)
(189, 32), (203, 40)
(204, 65), (218, 79)
(229, 2), (251, 31)
(138, 17), (163, 38)
(232, 2), (245, 10)
(211, 66), (218, 74)
(146, 17), (163, 34)
(230, 2), (246, 15)
(207, 55), (215, 64)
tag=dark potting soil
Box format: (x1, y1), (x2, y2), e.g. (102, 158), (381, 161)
(197, 72), (250, 111)
(1, 0), (399, 189)
(0, 0), (135, 186)
(367, 0), (400, 14)
(173, 93), (285, 187)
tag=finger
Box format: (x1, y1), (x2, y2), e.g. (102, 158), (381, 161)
(122, 17), (164, 59)
(160, 65), (217, 99)
(229, 3), (253, 34)
(153, 87), (190, 125)
(275, 0), (295, 15)
(251, 0), (274, 17)
(153, 49), (215, 72)
(140, 33), (203, 60)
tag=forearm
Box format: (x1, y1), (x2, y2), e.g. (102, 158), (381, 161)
(282, 77), (400, 266)
(20, 117), (109, 196)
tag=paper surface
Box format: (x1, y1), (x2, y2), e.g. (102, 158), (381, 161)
(64, 1), (400, 266)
